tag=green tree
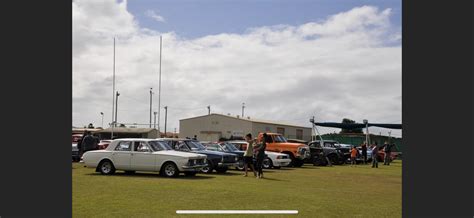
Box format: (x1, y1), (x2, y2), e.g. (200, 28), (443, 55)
(340, 118), (363, 134)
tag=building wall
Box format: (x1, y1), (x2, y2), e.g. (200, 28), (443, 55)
(251, 123), (312, 141)
(180, 114), (253, 141)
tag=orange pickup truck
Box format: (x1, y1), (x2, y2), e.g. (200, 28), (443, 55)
(257, 133), (310, 167)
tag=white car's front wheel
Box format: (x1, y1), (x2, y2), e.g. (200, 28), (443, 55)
(262, 158), (273, 169)
(161, 162), (179, 177)
(98, 160), (115, 175)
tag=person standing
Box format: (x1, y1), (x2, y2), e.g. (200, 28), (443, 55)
(82, 131), (98, 153)
(350, 146), (358, 167)
(254, 133), (268, 179)
(383, 141), (393, 165)
(243, 133), (257, 177)
(371, 144), (379, 168)
(361, 141), (368, 164)
(192, 135), (197, 140)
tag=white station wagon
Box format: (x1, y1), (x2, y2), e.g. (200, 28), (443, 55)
(82, 138), (207, 177)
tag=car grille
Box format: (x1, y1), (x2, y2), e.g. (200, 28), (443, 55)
(188, 159), (205, 166)
(299, 148), (308, 156)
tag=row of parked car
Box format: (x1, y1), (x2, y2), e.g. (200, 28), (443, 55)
(74, 132), (399, 178)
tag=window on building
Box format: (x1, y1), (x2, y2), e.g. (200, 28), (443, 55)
(296, 129), (303, 140)
(277, 127), (285, 136)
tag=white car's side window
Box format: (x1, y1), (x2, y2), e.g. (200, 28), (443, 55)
(115, 141), (131, 151)
(134, 141), (151, 152)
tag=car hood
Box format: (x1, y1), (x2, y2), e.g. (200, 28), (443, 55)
(230, 151), (244, 156)
(154, 150), (206, 158)
(194, 150), (236, 157)
(280, 142), (307, 147)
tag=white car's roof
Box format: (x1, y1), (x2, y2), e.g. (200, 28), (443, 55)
(113, 138), (156, 141)
(227, 140), (247, 144)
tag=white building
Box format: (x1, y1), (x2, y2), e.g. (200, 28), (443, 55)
(179, 113), (312, 142)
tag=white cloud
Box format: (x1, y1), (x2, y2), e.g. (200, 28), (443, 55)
(145, 9), (165, 23)
(73, 0), (401, 137)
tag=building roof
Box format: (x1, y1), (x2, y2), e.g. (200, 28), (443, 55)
(97, 128), (157, 134)
(180, 113), (311, 129)
(72, 128), (102, 132)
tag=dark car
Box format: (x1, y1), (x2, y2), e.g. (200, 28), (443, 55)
(161, 138), (238, 173)
(72, 142), (80, 162)
(202, 142), (245, 170)
(307, 140), (345, 166)
(72, 134), (83, 162)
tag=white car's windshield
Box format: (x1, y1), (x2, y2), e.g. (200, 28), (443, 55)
(149, 141), (173, 151)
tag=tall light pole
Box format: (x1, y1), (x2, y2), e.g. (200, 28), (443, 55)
(157, 35), (162, 134)
(241, 102), (245, 117)
(149, 88), (153, 128)
(115, 91), (120, 127)
(164, 106), (168, 136)
(153, 111), (157, 129)
(111, 37), (116, 139)
(207, 105), (210, 115)
(100, 112), (104, 128)
(363, 119), (369, 145)
(388, 131), (392, 144)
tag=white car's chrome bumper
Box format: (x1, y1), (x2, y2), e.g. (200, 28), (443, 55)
(273, 159), (292, 167)
(181, 164), (208, 171)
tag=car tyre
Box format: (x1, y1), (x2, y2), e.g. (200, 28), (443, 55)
(184, 172), (197, 177)
(262, 158), (273, 169)
(200, 160), (214, 174)
(292, 159), (304, 167)
(215, 166), (228, 173)
(161, 162), (179, 177)
(235, 160), (245, 171)
(328, 154), (339, 165)
(98, 160), (116, 175)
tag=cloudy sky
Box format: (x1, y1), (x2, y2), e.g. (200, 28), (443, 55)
(73, 0), (402, 137)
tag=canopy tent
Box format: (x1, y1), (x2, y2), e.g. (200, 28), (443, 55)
(311, 122), (402, 130)
(309, 120), (402, 148)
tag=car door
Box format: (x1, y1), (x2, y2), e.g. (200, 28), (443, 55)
(131, 141), (156, 171)
(112, 141), (132, 170)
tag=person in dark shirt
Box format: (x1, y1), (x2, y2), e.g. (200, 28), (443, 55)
(361, 141), (368, 164)
(383, 141), (393, 165)
(371, 144), (379, 168)
(82, 131), (98, 153)
(254, 133), (268, 179)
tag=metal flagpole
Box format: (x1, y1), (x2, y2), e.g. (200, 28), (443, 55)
(111, 37), (116, 139)
(158, 35), (162, 136)
(149, 88), (153, 128)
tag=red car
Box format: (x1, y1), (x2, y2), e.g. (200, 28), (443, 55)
(72, 134), (83, 143)
(377, 150), (399, 162)
(97, 140), (112, 150)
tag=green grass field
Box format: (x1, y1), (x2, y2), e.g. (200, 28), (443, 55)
(73, 161), (401, 218)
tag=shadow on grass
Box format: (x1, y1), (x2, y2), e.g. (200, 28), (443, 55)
(211, 171), (242, 176)
(258, 176), (288, 182)
(85, 172), (215, 180)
